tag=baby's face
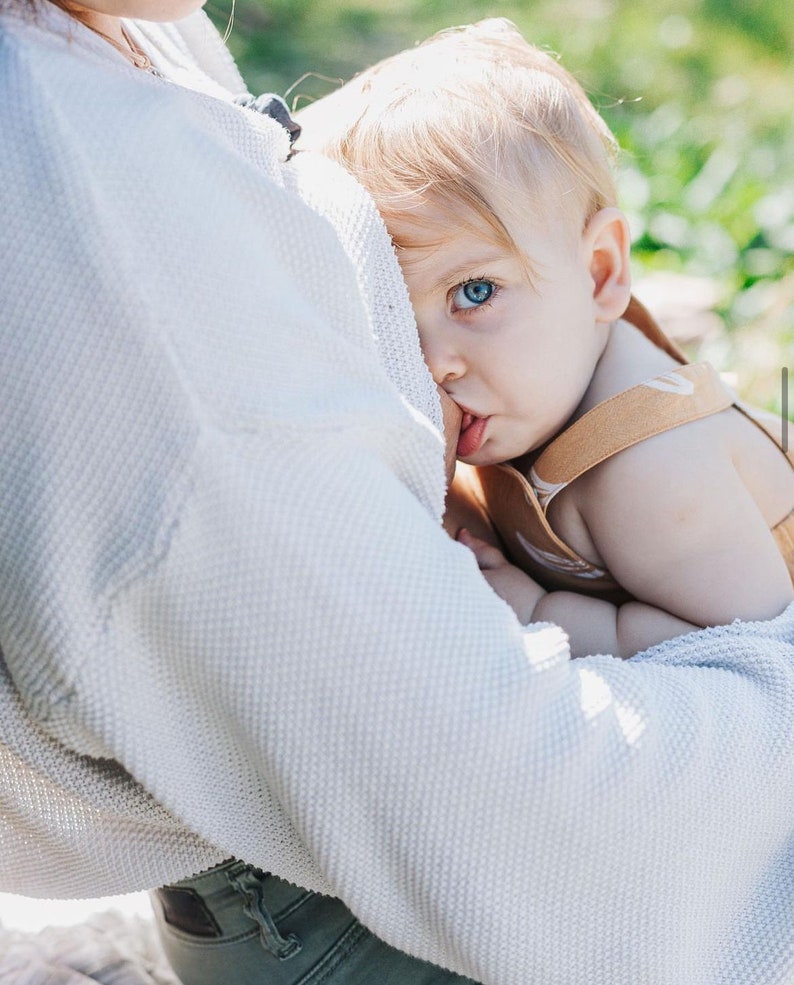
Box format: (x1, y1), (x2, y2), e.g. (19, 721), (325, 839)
(392, 203), (608, 466)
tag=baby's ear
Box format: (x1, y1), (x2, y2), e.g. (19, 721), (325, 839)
(583, 208), (632, 322)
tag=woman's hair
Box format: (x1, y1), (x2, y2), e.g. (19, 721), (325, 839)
(303, 19), (619, 263)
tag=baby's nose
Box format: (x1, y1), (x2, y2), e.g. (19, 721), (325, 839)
(421, 333), (466, 386)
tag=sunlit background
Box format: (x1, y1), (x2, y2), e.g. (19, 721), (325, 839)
(0, 890), (151, 931)
(2, 0), (792, 936)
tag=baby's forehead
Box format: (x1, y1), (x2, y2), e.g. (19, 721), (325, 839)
(390, 224), (524, 298)
(388, 192), (511, 250)
(389, 206), (504, 258)
(387, 193), (573, 287)
(400, 239), (516, 279)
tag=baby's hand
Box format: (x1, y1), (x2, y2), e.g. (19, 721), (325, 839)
(457, 528), (546, 624)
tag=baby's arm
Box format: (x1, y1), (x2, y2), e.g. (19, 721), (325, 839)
(457, 529), (699, 658)
(580, 415), (793, 633)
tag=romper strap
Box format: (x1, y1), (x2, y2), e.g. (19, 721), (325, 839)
(530, 363), (734, 510)
(474, 461), (630, 601)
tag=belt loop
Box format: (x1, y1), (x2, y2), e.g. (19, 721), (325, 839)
(226, 863), (302, 960)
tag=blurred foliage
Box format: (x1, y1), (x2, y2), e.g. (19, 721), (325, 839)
(207, 0), (793, 413)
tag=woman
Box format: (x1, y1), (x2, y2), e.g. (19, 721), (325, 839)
(1, 2), (475, 981)
(3, 4), (794, 985)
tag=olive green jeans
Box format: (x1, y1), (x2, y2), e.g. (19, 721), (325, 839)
(152, 859), (480, 985)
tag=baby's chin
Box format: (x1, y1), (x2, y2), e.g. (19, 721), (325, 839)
(457, 450), (500, 468)
(458, 442), (533, 469)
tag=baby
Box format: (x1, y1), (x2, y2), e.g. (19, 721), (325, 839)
(297, 18), (794, 657)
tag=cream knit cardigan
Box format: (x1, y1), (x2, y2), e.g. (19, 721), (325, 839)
(2, 8), (794, 984)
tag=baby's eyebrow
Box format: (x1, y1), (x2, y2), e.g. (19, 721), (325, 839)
(403, 249), (513, 299)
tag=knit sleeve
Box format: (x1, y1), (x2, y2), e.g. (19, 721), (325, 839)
(3, 20), (794, 985)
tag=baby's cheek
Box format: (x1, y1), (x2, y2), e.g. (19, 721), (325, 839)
(438, 386), (462, 484)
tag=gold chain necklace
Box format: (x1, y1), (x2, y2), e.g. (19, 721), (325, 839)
(80, 18), (158, 73)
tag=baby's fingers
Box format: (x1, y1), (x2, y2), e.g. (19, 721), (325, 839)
(457, 528), (508, 570)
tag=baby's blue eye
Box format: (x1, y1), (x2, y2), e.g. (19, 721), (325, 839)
(453, 279), (495, 310)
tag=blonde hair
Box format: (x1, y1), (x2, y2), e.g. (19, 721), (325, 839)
(302, 19), (619, 263)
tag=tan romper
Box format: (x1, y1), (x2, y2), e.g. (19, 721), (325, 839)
(471, 296), (794, 604)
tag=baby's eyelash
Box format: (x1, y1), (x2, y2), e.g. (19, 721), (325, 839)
(454, 275), (494, 291)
